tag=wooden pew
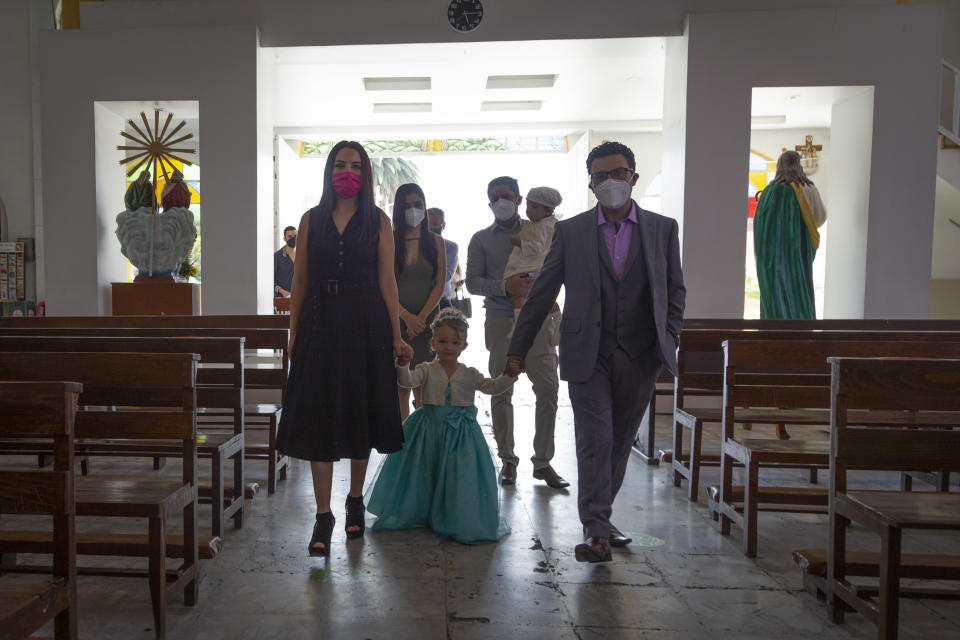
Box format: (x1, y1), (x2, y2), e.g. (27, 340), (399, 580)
(0, 335), (245, 538)
(715, 339), (960, 557)
(672, 330), (960, 502)
(0, 352), (199, 639)
(0, 326), (289, 494)
(0, 314), (289, 330)
(0, 381), (81, 640)
(826, 357), (960, 639)
(648, 320), (960, 468)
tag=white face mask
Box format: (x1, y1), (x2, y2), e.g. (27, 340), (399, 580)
(405, 207), (426, 228)
(594, 179), (632, 210)
(490, 198), (517, 221)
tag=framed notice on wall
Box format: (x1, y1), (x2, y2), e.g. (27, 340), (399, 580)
(0, 242), (25, 302)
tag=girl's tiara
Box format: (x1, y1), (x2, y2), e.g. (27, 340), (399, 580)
(430, 308), (469, 332)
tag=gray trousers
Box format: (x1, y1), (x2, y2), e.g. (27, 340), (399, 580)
(568, 347), (661, 538)
(485, 315), (559, 469)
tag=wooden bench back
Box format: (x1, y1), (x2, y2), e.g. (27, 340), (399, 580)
(0, 381), (80, 638)
(0, 326), (287, 399)
(0, 314), (289, 329)
(0, 337), (244, 440)
(723, 339), (960, 410)
(829, 357), (960, 476)
(683, 319), (960, 331)
(676, 330), (960, 403)
(0, 352), (198, 441)
(0, 381), (81, 514)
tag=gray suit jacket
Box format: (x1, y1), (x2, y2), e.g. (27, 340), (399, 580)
(507, 201), (685, 383)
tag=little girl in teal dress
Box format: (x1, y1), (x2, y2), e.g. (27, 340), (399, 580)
(366, 309), (515, 544)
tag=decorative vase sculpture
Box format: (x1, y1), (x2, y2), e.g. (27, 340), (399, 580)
(116, 205), (197, 277)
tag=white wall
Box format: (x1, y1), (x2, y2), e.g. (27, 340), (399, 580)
(661, 33), (689, 237)
(257, 44), (275, 314)
(0, 0), (37, 300)
(673, 6), (942, 319)
(38, 25), (261, 315)
(93, 103), (129, 314)
(823, 88), (874, 318)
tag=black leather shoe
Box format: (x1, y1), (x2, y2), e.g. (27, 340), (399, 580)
(500, 462), (517, 485)
(575, 536), (612, 563)
(609, 523), (633, 547)
(532, 465), (570, 488)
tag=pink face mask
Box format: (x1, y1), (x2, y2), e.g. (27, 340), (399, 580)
(332, 171), (362, 199)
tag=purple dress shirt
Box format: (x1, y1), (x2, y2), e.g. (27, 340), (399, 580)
(596, 203), (639, 281)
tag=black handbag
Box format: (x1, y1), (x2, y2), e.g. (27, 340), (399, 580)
(450, 288), (472, 318)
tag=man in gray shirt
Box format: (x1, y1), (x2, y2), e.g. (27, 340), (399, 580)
(466, 176), (566, 489)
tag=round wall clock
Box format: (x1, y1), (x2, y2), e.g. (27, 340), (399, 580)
(448, 0), (483, 33)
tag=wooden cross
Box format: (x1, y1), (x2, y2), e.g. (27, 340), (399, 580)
(795, 134), (822, 159)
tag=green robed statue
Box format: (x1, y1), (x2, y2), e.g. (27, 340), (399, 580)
(124, 170), (154, 211)
(753, 150), (827, 319)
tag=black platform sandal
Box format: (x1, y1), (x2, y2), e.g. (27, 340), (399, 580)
(344, 495), (366, 540)
(309, 512), (335, 557)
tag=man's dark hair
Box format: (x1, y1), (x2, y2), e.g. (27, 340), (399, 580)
(487, 176), (520, 201)
(283, 226), (296, 235)
(426, 207), (444, 218)
(586, 141), (636, 174)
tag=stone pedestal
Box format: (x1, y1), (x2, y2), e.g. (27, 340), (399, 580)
(111, 278), (201, 316)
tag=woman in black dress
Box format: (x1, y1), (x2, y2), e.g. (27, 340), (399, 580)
(277, 140), (413, 556)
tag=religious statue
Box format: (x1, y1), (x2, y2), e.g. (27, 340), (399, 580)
(160, 169), (191, 210)
(753, 150), (827, 319)
(124, 170), (154, 211)
(116, 168), (197, 277)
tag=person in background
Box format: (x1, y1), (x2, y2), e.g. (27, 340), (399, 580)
(427, 207), (458, 309)
(274, 225), (297, 298)
(466, 176), (566, 490)
(394, 184), (447, 420)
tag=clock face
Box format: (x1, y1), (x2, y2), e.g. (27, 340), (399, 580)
(448, 0), (483, 33)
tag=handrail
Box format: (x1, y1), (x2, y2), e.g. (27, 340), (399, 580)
(942, 59), (960, 146)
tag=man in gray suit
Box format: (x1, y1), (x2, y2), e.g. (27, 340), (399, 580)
(506, 141), (685, 562)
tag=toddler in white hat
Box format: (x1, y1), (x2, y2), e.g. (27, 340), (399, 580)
(504, 186), (563, 346)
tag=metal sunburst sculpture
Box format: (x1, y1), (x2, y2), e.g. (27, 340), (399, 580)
(118, 109), (197, 188)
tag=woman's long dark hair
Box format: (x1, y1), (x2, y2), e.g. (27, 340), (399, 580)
(392, 183), (438, 278)
(314, 141), (381, 242)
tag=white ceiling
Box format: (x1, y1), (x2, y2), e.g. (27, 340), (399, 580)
(751, 86), (874, 129)
(269, 38), (666, 138)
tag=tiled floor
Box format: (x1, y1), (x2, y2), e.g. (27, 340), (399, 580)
(11, 371), (960, 639)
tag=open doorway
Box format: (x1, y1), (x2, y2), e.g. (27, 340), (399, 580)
(269, 37), (666, 365)
(746, 86), (874, 319)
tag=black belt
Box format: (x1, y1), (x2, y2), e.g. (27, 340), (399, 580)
(317, 279), (378, 296)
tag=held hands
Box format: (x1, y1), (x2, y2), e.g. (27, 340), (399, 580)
(401, 309), (427, 339)
(504, 355), (525, 377)
(505, 274), (533, 298)
(394, 339), (414, 367)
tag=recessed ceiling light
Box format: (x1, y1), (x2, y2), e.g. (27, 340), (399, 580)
(480, 100), (543, 112)
(751, 115), (787, 125)
(363, 77), (431, 91)
(485, 75), (557, 90)
(372, 102), (432, 113)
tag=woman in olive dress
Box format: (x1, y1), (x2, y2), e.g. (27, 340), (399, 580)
(392, 183), (446, 420)
(277, 140), (413, 557)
